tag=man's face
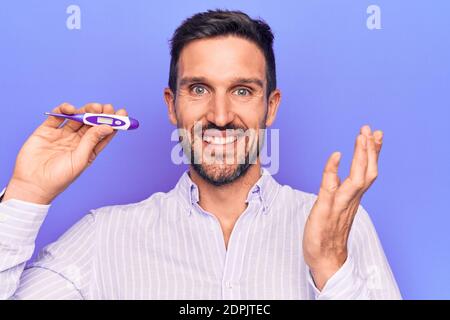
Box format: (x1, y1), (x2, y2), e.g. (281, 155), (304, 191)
(165, 36), (280, 185)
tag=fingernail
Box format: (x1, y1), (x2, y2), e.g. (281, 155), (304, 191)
(374, 130), (383, 142)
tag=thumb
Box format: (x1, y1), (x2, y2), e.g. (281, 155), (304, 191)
(73, 125), (114, 167)
(317, 151), (341, 203)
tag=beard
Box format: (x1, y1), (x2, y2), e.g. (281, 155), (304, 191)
(192, 158), (253, 186)
(182, 122), (262, 186)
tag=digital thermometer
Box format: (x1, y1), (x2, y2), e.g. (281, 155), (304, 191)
(45, 112), (139, 130)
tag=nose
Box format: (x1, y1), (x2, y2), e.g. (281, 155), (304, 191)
(205, 92), (236, 127)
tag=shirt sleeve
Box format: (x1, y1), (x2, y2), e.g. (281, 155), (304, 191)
(0, 187), (96, 299)
(14, 212), (97, 300)
(0, 187), (50, 299)
(307, 205), (402, 300)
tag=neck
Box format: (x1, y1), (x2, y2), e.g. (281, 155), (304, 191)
(190, 163), (262, 216)
(189, 163), (262, 248)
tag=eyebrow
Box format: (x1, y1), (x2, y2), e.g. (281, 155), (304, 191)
(179, 76), (264, 89)
(234, 77), (264, 89)
(179, 77), (206, 87)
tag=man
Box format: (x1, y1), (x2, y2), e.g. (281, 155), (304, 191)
(0, 10), (400, 299)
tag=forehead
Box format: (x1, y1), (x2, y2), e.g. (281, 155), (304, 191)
(177, 36), (266, 82)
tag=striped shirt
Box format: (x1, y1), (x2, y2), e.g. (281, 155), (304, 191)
(0, 169), (401, 299)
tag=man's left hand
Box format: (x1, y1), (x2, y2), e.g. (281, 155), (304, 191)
(303, 125), (383, 290)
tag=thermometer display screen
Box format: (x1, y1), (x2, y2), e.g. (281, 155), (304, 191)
(97, 117), (114, 125)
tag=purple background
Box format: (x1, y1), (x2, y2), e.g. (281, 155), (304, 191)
(1, 1), (449, 299)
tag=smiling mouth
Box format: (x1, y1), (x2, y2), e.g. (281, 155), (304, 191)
(202, 135), (238, 145)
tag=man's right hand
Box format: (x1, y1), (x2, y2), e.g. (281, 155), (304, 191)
(2, 102), (127, 205)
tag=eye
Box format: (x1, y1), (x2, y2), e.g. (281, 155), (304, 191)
(191, 85), (208, 96)
(233, 88), (251, 96)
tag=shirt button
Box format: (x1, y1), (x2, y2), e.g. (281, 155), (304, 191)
(225, 281), (232, 289)
(0, 213), (7, 222)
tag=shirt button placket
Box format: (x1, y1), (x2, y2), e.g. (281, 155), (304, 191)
(222, 279), (235, 299)
(220, 202), (256, 299)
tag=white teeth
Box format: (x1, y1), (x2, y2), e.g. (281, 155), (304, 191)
(203, 135), (237, 145)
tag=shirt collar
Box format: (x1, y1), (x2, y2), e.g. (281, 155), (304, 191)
(175, 167), (280, 216)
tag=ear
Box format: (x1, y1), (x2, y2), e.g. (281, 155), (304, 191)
(164, 88), (178, 125)
(265, 89), (281, 127)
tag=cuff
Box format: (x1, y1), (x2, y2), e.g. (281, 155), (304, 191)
(0, 187), (51, 244)
(308, 255), (367, 300)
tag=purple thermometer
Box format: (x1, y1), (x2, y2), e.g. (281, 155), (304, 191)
(45, 112), (139, 130)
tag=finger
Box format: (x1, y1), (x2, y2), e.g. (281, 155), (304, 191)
(365, 131), (378, 187)
(317, 151), (341, 205)
(60, 102), (104, 133)
(72, 125), (114, 167)
(75, 103), (112, 135)
(77, 105), (124, 137)
(84, 102), (104, 114)
(342, 134), (368, 195)
(116, 108), (128, 116)
(361, 125), (381, 185)
(41, 103), (76, 129)
(92, 108), (127, 155)
(360, 124), (371, 137)
(373, 130), (383, 161)
(103, 103), (115, 115)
